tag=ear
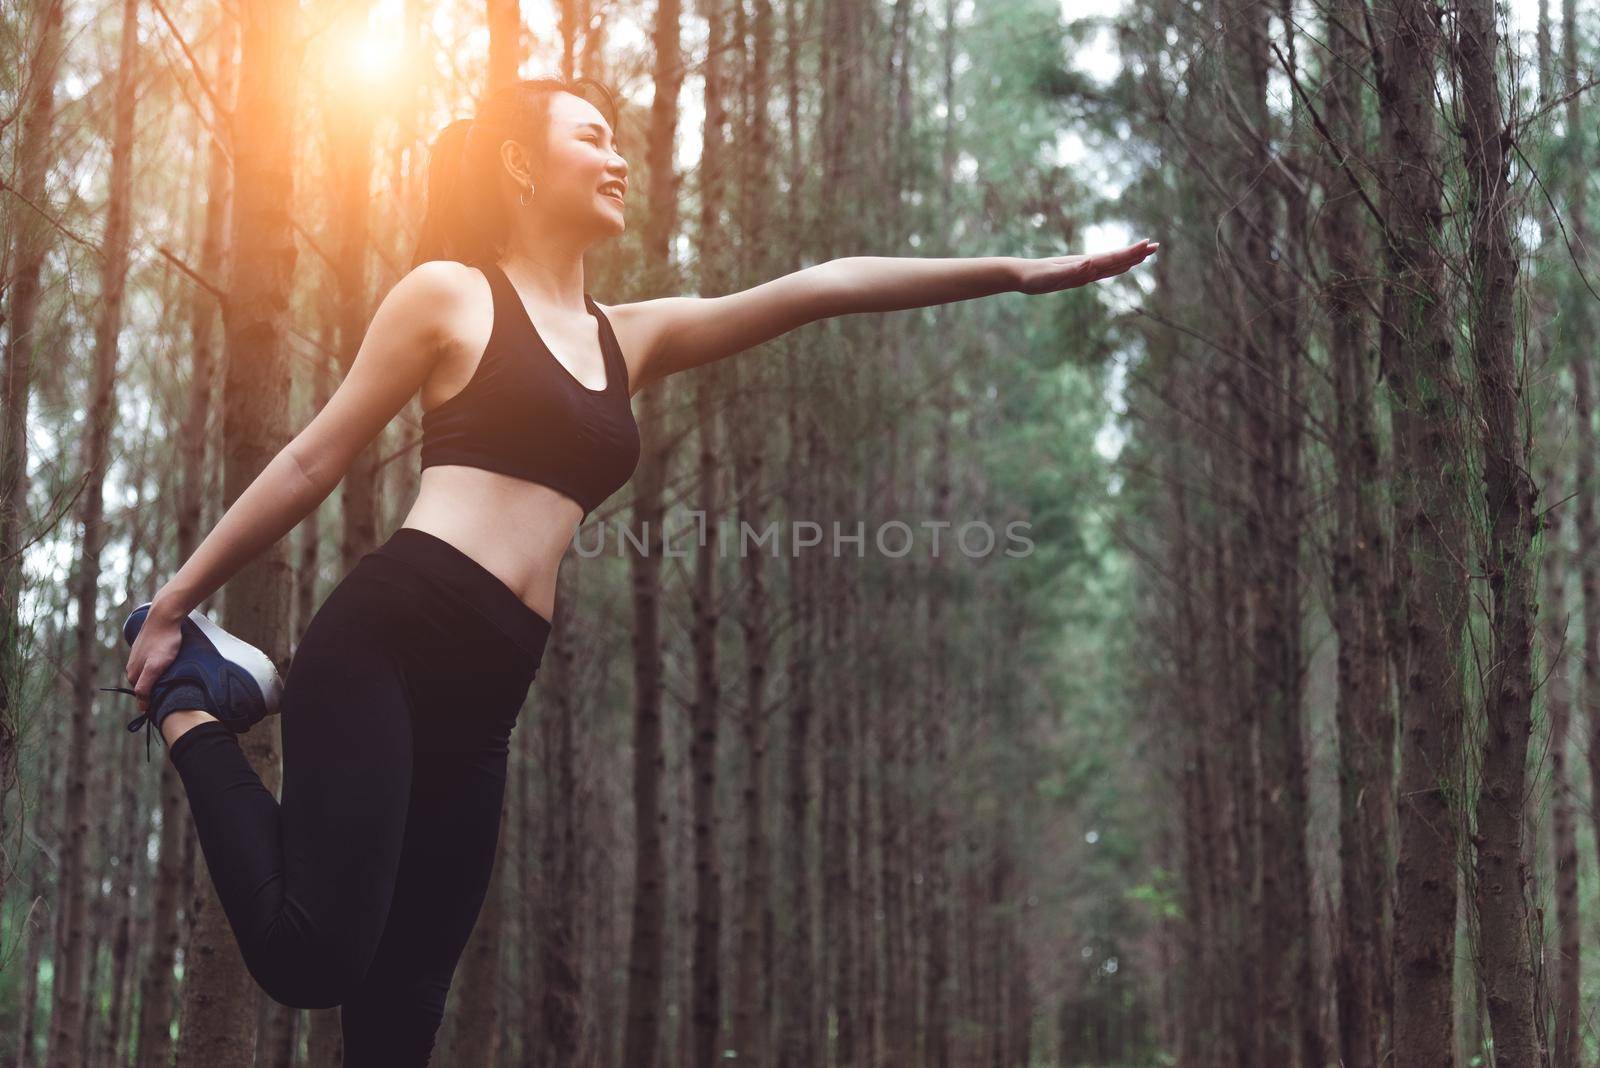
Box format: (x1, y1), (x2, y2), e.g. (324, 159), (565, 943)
(498, 139), (535, 188)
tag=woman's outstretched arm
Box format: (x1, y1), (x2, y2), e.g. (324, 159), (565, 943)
(615, 239), (1158, 392)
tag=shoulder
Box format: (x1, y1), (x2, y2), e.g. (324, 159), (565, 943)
(397, 259), (491, 312)
(382, 260), (494, 352)
(590, 298), (649, 397)
(589, 296), (694, 396)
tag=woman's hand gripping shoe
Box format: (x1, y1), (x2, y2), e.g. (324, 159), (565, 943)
(100, 602), (285, 761)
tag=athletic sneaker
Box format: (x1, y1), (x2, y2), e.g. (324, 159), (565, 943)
(99, 602), (285, 761)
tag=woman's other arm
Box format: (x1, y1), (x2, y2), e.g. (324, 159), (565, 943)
(614, 240), (1158, 392)
(148, 260), (475, 624)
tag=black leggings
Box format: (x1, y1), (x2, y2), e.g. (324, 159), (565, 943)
(168, 526), (550, 1066)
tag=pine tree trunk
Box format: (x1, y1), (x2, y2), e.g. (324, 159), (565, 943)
(621, 232), (671, 1068)
(1211, 365), (1261, 1068)
(1532, 7), (1579, 1061)
(1218, 1), (1317, 1059)
(825, 572), (851, 1061)
(293, 323), (330, 645)
(1556, 12), (1600, 1010)
(1319, 0), (1391, 1058)
(918, 9), (957, 1065)
(851, 610), (877, 1068)
(138, 19), (237, 1068)
(255, 998), (298, 1068)
(689, 4), (728, 1061)
(1539, 388), (1579, 1067)
(176, 0), (300, 1059)
(727, 300), (773, 1066)
(0, 0), (66, 919)
(535, 582), (581, 1066)
(103, 749), (143, 1063)
(1375, 0), (1470, 1059)
(487, 0), (523, 91)
(518, 625), (540, 1068)
(878, 3), (915, 1060)
(560, 603), (585, 1063)
(1449, 0), (1539, 1054)
(675, 717), (693, 1068)
(22, 645), (66, 1068)
(620, 0), (683, 1062)
(687, 334), (726, 1068)
(46, 2), (141, 1061)
(304, 1010), (344, 1067)
(16, 872), (50, 1067)
(330, 14), (378, 575)
(779, 376), (817, 1068)
(875, 348), (913, 1068)
(80, 712), (110, 1061)
(817, 0), (865, 1053)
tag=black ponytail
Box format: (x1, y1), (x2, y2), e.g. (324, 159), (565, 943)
(412, 119), (483, 267)
(411, 76), (622, 270)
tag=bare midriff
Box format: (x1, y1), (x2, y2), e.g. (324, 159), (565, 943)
(398, 465), (583, 626)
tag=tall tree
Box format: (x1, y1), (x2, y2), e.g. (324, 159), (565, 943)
(728, 0), (777, 1062)
(332, 2), (380, 573)
(1374, 0), (1472, 1058)
(1315, 0), (1392, 1057)
(0, 0), (66, 920)
(878, 2), (917, 1062)
(775, 2), (824, 1063)
(175, 0), (300, 1058)
(689, 1), (728, 1065)
(1533, 2), (1579, 1061)
(488, 0), (522, 91)
(1450, 0), (1540, 1054)
(534, 579), (582, 1065)
(47, 2), (142, 1063)
(621, 0), (684, 1064)
(137, 15), (237, 1068)
(1538, 358), (1578, 1068)
(920, 4), (958, 1066)
(1563, 0), (1600, 956)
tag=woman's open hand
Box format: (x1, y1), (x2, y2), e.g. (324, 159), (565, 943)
(1014, 239), (1159, 295)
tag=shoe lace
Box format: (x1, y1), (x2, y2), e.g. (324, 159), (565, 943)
(97, 685), (164, 763)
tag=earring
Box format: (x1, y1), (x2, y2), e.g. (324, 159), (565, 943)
(520, 182), (535, 206)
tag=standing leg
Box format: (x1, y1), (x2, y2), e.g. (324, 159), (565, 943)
(338, 704), (519, 1066)
(334, 525), (550, 1065)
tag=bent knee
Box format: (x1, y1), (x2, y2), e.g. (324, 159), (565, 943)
(251, 953), (368, 1010)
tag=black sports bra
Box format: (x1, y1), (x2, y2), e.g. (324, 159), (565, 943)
(419, 262), (641, 518)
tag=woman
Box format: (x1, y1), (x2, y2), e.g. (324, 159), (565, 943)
(106, 75), (1157, 1064)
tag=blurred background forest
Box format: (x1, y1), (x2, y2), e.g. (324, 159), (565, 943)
(0, 0), (1595, 1065)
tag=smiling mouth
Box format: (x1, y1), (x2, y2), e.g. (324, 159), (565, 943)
(600, 192), (624, 205)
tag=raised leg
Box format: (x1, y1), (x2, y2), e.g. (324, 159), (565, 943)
(161, 708), (219, 746)
(168, 569), (420, 1009)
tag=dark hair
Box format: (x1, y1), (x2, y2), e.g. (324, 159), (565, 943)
(412, 76), (620, 269)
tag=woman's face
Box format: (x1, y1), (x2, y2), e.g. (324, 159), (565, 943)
(517, 92), (628, 239)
